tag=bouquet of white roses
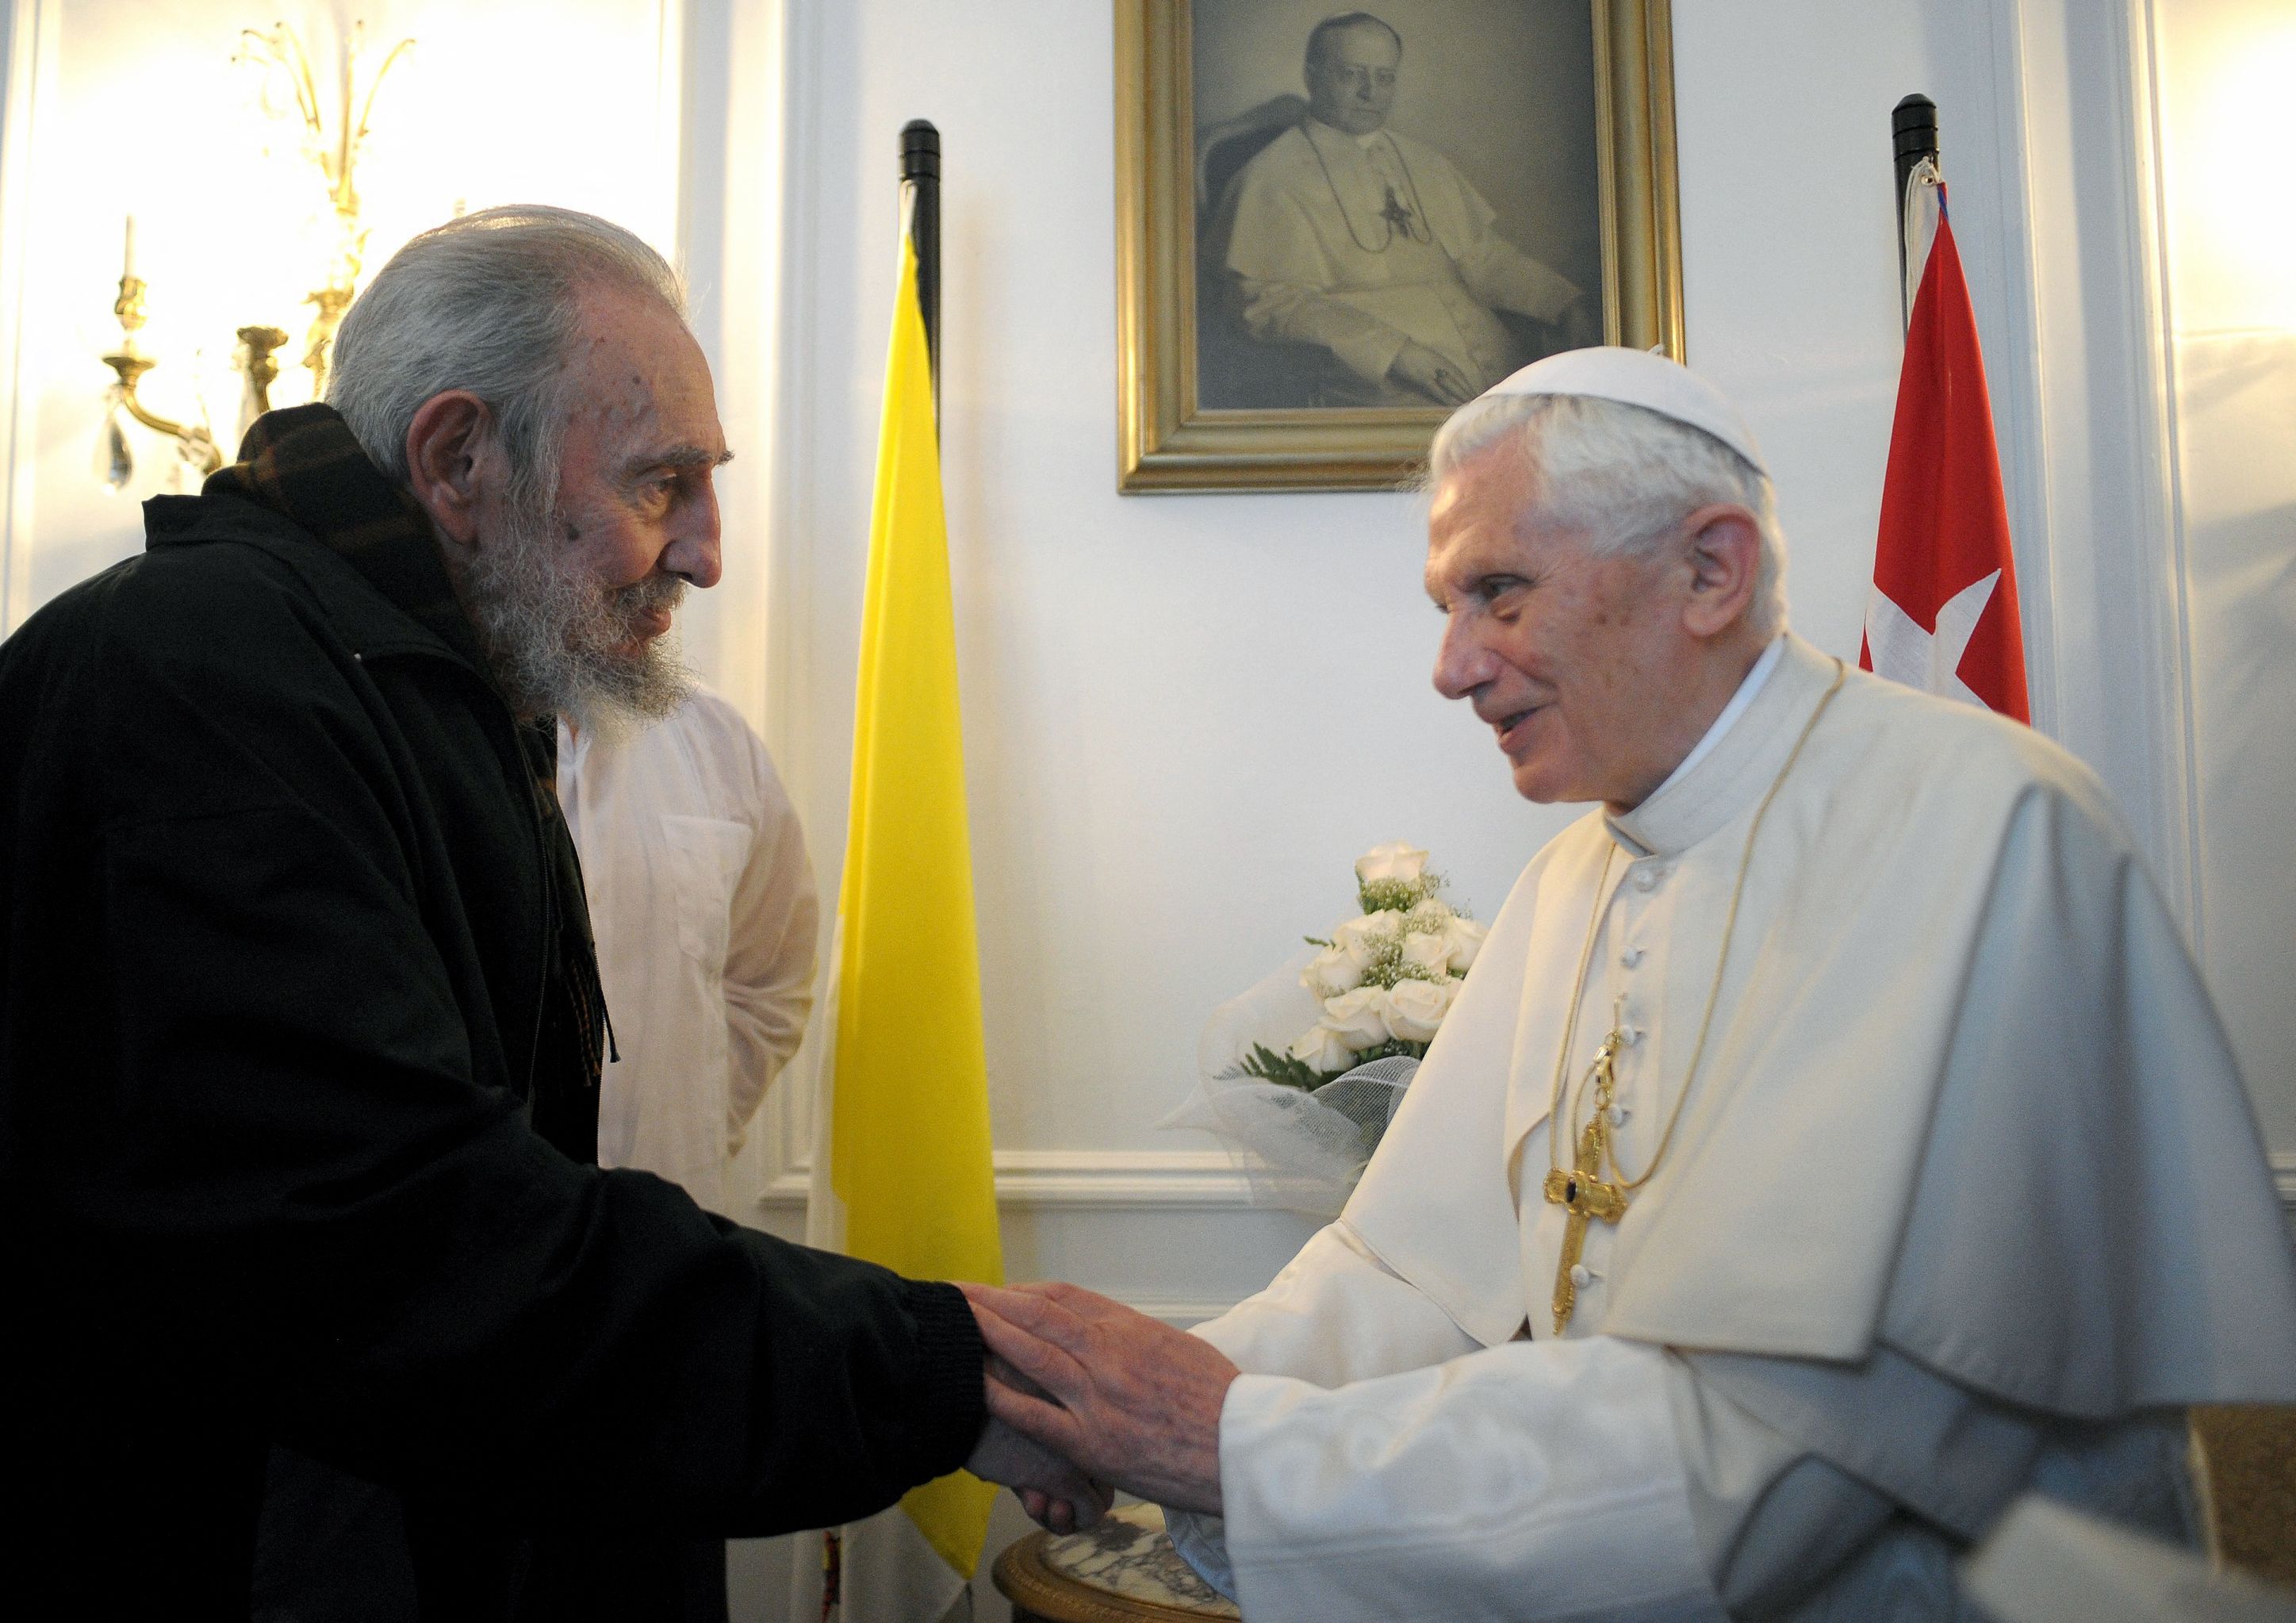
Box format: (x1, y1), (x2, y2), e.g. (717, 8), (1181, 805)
(1163, 842), (1485, 1215)
(1248, 841), (1486, 1089)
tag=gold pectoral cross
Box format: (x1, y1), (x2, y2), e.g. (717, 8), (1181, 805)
(1540, 1026), (1631, 1333)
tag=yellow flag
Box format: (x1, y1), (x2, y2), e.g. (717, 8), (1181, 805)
(830, 236), (1003, 1579)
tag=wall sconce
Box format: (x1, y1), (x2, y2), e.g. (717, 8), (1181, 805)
(96, 19), (413, 489)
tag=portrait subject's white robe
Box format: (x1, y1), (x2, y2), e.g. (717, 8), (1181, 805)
(1224, 119), (1583, 395)
(1167, 634), (2296, 1620)
(558, 689), (818, 1217)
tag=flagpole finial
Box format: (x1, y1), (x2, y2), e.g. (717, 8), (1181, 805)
(899, 120), (941, 422)
(1892, 95), (1941, 331)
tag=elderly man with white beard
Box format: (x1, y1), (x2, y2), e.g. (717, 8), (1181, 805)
(0, 205), (1097, 1621)
(967, 348), (2296, 1620)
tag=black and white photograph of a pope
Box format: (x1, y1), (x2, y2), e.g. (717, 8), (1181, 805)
(1196, 3), (1603, 410)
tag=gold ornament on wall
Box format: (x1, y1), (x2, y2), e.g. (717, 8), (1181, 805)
(96, 18), (413, 489)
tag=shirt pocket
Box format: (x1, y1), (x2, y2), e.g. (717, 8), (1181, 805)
(660, 814), (750, 972)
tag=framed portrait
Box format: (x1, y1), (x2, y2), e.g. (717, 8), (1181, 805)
(1114, 0), (1683, 492)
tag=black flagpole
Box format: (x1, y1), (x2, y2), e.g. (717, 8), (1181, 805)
(900, 119), (941, 427)
(1892, 94), (1939, 328)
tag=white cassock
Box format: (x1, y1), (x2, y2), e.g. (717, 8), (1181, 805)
(1165, 633), (2296, 1621)
(1224, 118), (1583, 397)
(558, 688), (818, 1218)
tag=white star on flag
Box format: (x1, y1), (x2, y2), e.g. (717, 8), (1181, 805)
(1863, 570), (2000, 710)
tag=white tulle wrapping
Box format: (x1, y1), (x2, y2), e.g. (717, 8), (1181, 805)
(1162, 953), (1417, 1218)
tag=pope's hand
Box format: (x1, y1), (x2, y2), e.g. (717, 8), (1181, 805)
(960, 1281), (1238, 1517)
(1389, 340), (1477, 407)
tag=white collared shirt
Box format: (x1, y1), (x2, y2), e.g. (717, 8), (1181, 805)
(558, 689), (818, 1217)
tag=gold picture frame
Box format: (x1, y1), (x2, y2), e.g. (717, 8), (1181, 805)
(1115, 0), (1683, 493)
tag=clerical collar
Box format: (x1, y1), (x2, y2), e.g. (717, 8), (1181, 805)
(1648, 635), (1784, 801)
(1608, 634), (1834, 860)
(1301, 115), (1380, 146)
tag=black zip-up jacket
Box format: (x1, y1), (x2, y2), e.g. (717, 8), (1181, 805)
(0, 413), (983, 1618)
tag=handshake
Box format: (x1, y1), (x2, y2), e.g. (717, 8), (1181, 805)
(957, 1281), (1242, 1533)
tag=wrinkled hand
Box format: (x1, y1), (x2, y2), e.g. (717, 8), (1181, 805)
(960, 1281), (1238, 1517)
(963, 1318), (1114, 1533)
(1389, 340), (1476, 406)
(964, 1410), (1111, 1533)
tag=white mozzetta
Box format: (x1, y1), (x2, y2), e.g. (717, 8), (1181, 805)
(1160, 631), (2293, 1616)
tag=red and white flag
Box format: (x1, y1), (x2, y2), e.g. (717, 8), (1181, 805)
(1860, 178), (2030, 721)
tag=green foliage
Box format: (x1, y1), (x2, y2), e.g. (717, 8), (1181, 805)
(1236, 1041), (1340, 1093)
(1232, 1037), (1429, 1093)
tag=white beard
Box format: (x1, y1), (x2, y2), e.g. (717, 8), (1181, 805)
(458, 497), (693, 737)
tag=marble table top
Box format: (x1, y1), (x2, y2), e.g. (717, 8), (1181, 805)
(1038, 1502), (1240, 1617)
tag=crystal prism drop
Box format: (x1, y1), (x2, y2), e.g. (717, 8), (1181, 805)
(101, 407), (132, 490)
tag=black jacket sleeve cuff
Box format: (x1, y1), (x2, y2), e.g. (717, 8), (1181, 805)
(899, 1280), (987, 1482)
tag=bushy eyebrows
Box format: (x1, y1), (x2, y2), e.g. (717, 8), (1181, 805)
(619, 443), (734, 481)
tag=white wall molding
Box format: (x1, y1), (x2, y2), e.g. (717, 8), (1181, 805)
(758, 1147), (1258, 1211)
(2010, 0), (2203, 939)
(2118, 0), (2206, 953)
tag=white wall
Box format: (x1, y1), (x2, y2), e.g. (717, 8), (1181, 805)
(2148, 0), (2296, 1161)
(3, 1), (2290, 1617)
(747, 0), (2075, 1271)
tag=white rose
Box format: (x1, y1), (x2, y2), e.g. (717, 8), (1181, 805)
(1301, 944), (1364, 998)
(1332, 912), (1398, 969)
(1405, 897), (1455, 933)
(1401, 930), (1451, 978)
(1443, 915), (1489, 973)
(1355, 842), (1430, 886)
(1383, 976), (1459, 1042)
(1288, 1023), (1359, 1074)
(1320, 987), (1393, 1050)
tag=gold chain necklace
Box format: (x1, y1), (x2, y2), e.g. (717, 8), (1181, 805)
(1541, 658), (1846, 1332)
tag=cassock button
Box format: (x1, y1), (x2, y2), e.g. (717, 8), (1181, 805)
(1608, 1103), (1630, 1126)
(1621, 1026), (1643, 1047)
(1622, 946), (1644, 968)
(1633, 867), (1662, 892)
(1569, 1264), (1594, 1289)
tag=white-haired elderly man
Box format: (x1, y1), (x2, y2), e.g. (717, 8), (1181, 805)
(0, 205), (1095, 1620)
(968, 349), (2296, 1620)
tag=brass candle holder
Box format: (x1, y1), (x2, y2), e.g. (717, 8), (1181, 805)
(99, 273), (221, 484)
(96, 18), (412, 490)
(238, 18), (415, 398)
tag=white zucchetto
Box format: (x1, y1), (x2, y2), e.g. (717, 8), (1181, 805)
(1481, 346), (1769, 475)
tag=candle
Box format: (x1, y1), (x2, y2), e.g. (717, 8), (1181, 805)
(121, 214), (136, 282)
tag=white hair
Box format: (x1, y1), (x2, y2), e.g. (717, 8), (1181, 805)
(326, 204), (686, 512)
(328, 206), (693, 729)
(1428, 391), (1789, 638)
